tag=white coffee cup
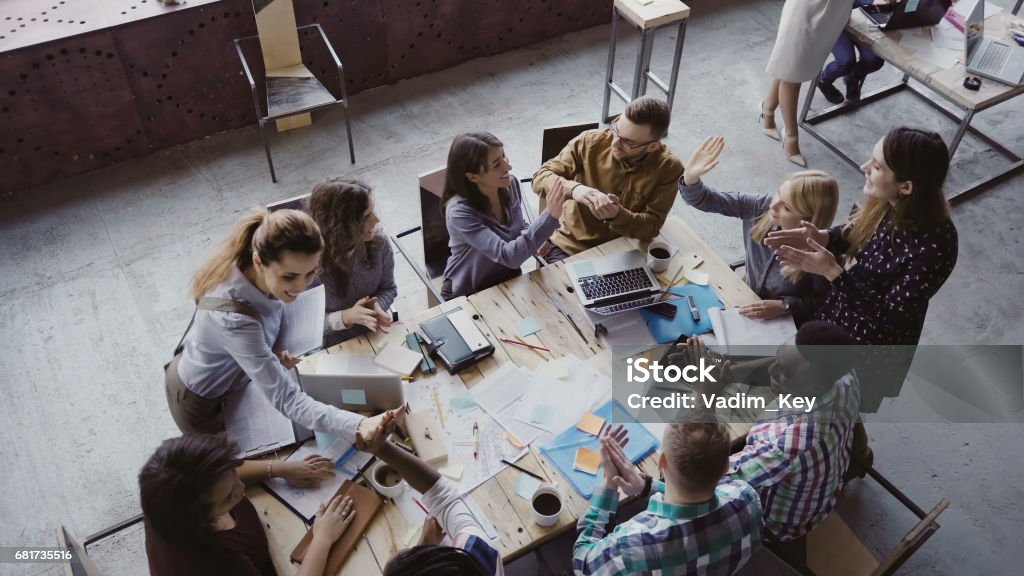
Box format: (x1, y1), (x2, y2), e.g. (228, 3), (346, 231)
(369, 461), (406, 499)
(531, 485), (564, 527)
(647, 240), (673, 273)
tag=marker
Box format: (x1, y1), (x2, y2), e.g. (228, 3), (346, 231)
(687, 295), (701, 323)
(472, 422), (480, 460)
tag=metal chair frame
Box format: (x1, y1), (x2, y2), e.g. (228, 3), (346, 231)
(234, 23), (355, 183)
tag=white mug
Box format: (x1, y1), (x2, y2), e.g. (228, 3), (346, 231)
(369, 461), (406, 499)
(531, 485), (564, 527)
(647, 240), (673, 273)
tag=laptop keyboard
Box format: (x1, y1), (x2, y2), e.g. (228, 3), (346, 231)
(591, 295), (657, 315)
(872, 11), (893, 26)
(578, 267), (651, 301)
(977, 43), (1011, 74)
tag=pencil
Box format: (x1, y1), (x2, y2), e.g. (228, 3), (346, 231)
(501, 458), (544, 481)
(501, 337), (550, 356)
(413, 498), (430, 515)
(432, 385), (445, 429)
(667, 265), (685, 287)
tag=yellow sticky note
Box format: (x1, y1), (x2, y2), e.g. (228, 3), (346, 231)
(544, 357), (569, 379)
(576, 412), (606, 437)
(573, 447), (601, 475)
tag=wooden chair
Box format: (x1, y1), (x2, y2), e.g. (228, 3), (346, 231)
(55, 516), (144, 575)
(767, 460), (950, 576)
(234, 0), (355, 183)
(391, 166), (450, 306)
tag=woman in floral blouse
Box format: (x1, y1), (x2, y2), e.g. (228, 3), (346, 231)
(764, 126), (958, 346)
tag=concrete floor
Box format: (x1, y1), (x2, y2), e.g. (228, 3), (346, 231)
(2, 0), (1022, 574)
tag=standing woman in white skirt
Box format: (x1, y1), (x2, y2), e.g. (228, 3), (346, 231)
(760, 0), (854, 167)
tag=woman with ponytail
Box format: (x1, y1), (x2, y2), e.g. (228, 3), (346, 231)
(764, 127), (958, 346)
(679, 136), (839, 325)
(165, 209), (400, 483)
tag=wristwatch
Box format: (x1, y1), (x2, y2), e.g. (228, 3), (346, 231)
(639, 473), (653, 498)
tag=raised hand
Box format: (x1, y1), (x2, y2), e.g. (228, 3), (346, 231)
(763, 220), (828, 251)
(356, 405), (408, 453)
(682, 136), (725, 186)
(774, 237), (844, 281)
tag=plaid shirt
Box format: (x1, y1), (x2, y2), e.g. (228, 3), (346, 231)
(728, 373), (860, 541)
(573, 479), (762, 576)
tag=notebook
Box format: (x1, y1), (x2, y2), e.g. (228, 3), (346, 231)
(290, 480), (382, 573)
(223, 377), (312, 458)
(708, 307), (796, 347)
(640, 284), (722, 344)
(539, 400), (660, 498)
(419, 307), (495, 374)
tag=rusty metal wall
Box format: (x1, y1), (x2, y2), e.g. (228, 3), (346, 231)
(0, 0), (611, 196)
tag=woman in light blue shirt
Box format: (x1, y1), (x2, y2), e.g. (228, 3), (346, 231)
(165, 208), (397, 483)
(440, 132), (570, 299)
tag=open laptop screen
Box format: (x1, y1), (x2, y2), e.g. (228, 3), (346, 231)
(966, 0), (984, 61)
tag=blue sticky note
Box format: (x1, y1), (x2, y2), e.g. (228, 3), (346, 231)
(530, 404), (554, 426)
(314, 431), (339, 450)
(341, 388), (367, 405)
(450, 393), (478, 414)
(513, 472), (542, 502)
(573, 261), (597, 277)
(515, 316), (542, 337)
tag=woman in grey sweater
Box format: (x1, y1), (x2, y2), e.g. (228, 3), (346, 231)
(308, 177), (397, 346)
(440, 132), (570, 299)
(678, 136), (838, 324)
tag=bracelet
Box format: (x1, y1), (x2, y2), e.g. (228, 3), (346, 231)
(266, 460), (274, 479)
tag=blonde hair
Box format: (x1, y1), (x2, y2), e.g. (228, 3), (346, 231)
(750, 170), (839, 283)
(189, 208), (323, 300)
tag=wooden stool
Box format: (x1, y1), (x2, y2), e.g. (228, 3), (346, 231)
(601, 0), (691, 123)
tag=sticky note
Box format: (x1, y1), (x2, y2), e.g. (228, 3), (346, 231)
(515, 316), (542, 337)
(573, 261), (597, 277)
(530, 404), (554, 426)
(450, 393), (477, 414)
(684, 268), (709, 286)
(543, 357), (569, 379)
(313, 431), (338, 450)
(576, 412), (606, 436)
(340, 388), (367, 405)
(513, 472), (543, 502)
(439, 461), (465, 480)
(573, 447), (601, 475)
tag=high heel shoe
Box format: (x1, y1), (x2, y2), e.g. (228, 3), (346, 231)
(783, 134), (807, 167)
(759, 101), (781, 141)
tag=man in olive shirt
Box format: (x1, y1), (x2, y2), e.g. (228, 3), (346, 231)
(532, 96), (684, 261)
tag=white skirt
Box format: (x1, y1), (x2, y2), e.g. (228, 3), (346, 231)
(766, 0), (852, 83)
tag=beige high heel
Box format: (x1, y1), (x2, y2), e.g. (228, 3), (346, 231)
(759, 101), (781, 141)
(783, 135), (807, 167)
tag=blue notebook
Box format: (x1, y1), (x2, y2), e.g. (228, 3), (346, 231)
(539, 400), (660, 499)
(640, 284), (722, 344)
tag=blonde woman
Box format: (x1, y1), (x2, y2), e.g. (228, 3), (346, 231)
(165, 209), (400, 482)
(679, 136), (838, 324)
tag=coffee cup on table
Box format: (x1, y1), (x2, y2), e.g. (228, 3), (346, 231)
(369, 461), (405, 499)
(647, 240), (673, 273)
(531, 485), (564, 527)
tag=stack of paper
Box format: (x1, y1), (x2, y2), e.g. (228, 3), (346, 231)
(514, 354), (608, 434)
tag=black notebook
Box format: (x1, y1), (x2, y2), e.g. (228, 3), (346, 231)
(419, 307), (495, 374)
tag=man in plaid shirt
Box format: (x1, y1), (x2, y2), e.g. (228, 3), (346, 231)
(572, 419), (762, 575)
(725, 321), (861, 548)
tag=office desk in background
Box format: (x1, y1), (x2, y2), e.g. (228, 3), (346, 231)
(247, 215), (761, 575)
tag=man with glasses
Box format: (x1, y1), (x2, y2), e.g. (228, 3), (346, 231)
(531, 96), (684, 261)
(671, 321), (862, 568)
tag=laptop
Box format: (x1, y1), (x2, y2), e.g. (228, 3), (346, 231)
(965, 0), (1024, 86)
(566, 250), (682, 316)
(300, 372), (405, 412)
(861, 0), (951, 30)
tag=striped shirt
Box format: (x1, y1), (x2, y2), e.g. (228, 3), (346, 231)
(728, 373), (860, 541)
(573, 479), (762, 576)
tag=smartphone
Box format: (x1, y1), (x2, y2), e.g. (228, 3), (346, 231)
(647, 302), (677, 319)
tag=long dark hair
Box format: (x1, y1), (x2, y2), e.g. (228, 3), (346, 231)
(139, 434), (242, 549)
(383, 545), (488, 576)
(441, 132), (507, 216)
(308, 176), (379, 294)
(846, 127), (951, 255)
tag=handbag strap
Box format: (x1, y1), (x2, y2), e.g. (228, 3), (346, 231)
(172, 297), (263, 356)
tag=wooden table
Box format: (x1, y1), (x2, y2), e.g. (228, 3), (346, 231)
(799, 9), (1024, 205)
(248, 215), (760, 575)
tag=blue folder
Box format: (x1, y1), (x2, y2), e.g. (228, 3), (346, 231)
(539, 400), (660, 499)
(640, 284), (722, 344)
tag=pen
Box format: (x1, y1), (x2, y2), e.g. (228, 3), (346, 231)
(501, 338), (551, 353)
(472, 422), (479, 460)
(501, 458), (544, 481)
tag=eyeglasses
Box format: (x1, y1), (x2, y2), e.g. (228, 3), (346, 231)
(610, 119), (660, 150)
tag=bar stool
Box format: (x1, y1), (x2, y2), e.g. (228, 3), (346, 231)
(601, 0), (691, 123)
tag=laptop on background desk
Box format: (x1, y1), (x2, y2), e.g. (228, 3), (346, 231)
(861, 0), (951, 30)
(965, 0), (1024, 86)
